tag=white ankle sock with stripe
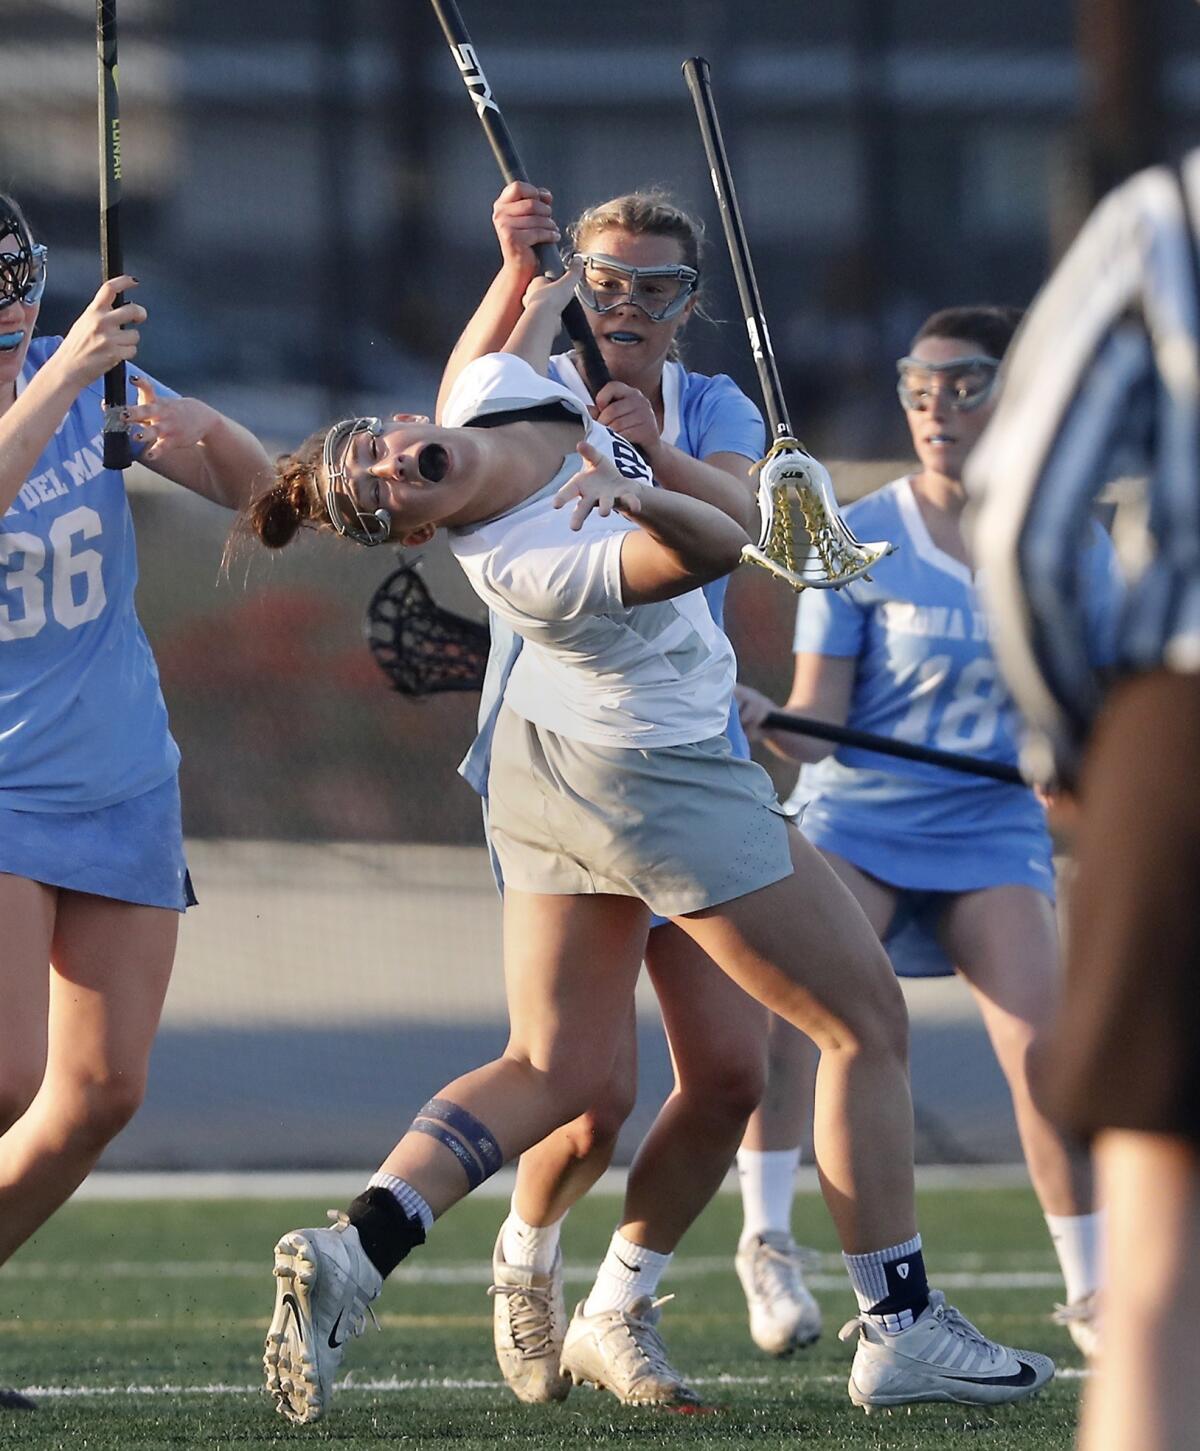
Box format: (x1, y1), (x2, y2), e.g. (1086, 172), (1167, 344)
(367, 1171), (433, 1232)
(583, 1230), (673, 1316)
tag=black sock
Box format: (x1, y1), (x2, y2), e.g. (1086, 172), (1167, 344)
(346, 1187), (426, 1278)
(868, 1247), (930, 1331)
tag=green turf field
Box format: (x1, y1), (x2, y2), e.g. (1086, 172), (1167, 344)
(0, 1185), (1083, 1449)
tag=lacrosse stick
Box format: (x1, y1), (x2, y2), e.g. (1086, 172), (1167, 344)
(97, 0), (132, 470)
(762, 710), (1025, 785)
(429, 0), (611, 400)
(683, 57), (894, 590)
(365, 559), (490, 698)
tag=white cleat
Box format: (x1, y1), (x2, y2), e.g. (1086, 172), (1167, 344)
(488, 1230), (570, 1404)
(840, 1289), (1055, 1410)
(560, 1295), (701, 1407)
(263, 1214), (383, 1425)
(735, 1231), (823, 1356)
(1052, 1291), (1101, 1359)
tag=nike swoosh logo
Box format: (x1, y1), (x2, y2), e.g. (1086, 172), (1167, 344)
(935, 1361), (1040, 1387)
(328, 1309), (346, 1349)
(613, 1257), (641, 1274)
(281, 1292), (304, 1346)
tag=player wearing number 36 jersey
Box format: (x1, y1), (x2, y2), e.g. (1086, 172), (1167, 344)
(0, 192), (270, 1410)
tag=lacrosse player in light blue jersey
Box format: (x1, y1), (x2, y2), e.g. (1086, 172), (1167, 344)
(0, 192), (270, 1406)
(442, 182), (794, 1406)
(738, 305), (1123, 1362)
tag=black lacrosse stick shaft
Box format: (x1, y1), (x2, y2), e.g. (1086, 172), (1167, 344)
(97, 0), (132, 470)
(683, 57), (792, 446)
(428, 0), (612, 400)
(763, 710), (1025, 785)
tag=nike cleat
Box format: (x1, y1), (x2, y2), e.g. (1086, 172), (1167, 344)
(840, 1289), (1054, 1409)
(560, 1295), (700, 1407)
(735, 1231), (823, 1355)
(488, 1229), (570, 1403)
(263, 1213), (382, 1424)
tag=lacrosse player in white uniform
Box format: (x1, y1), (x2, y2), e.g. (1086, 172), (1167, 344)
(444, 181), (823, 1406)
(250, 262), (1054, 1429)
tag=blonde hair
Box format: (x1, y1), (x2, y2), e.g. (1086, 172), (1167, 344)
(569, 190), (704, 274)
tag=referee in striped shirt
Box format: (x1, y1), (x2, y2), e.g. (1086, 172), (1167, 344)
(969, 153), (1200, 1451)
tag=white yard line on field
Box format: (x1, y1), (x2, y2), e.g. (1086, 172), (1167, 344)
(16, 1369), (1087, 1400)
(70, 1164), (1033, 1201)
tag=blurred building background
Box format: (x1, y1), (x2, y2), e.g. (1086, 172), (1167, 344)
(1, 0), (1189, 1167)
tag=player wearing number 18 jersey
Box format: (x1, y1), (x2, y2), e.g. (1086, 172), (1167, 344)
(737, 306), (1122, 1363)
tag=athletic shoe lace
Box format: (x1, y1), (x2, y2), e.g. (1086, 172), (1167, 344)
(324, 1210), (381, 1337)
(488, 1282), (559, 1357)
(839, 1289), (1001, 1368)
(750, 1237), (817, 1308)
(606, 1296), (681, 1387)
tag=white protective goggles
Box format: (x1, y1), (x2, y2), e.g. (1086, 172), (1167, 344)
(574, 253), (698, 322)
(321, 415), (392, 547)
(896, 355), (999, 413)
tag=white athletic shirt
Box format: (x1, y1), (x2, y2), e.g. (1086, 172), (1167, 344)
(443, 354), (735, 747)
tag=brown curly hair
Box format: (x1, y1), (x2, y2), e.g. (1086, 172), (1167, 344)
(241, 428), (329, 550)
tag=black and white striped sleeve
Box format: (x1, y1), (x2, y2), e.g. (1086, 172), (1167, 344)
(969, 160), (1200, 781)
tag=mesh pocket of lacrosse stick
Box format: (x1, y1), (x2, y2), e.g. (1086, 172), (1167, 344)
(744, 440), (895, 591)
(364, 559), (490, 698)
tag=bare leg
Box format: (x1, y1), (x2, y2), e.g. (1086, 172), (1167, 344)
(674, 829), (915, 1254)
(1078, 1132), (1200, 1451)
(938, 886), (1092, 1217)
(618, 924), (768, 1251)
(0, 875), (55, 1133)
(0, 889), (177, 1266)
(378, 891), (650, 1215)
(740, 851), (896, 1156)
(510, 1000), (638, 1228)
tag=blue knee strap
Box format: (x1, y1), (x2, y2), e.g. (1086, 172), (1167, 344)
(412, 1097), (504, 1189)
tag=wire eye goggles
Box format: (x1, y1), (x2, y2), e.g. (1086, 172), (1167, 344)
(321, 415), (392, 547)
(573, 253), (698, 322)
(0, 211), (47, 312)
(896, 355), (999, 413)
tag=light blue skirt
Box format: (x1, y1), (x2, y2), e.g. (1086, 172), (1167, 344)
(0, 775), (195, 911)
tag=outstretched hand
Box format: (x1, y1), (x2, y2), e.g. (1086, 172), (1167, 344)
(123, 375), (219, 460)
(553, 439), (646, 532)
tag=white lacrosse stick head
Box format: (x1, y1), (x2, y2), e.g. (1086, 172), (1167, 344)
(742, 441), (895, 590)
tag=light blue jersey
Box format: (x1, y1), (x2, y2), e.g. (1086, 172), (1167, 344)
(791, 478), (1121, 944)
(458, 355), (765, 796)
(1, 339), (181, 812)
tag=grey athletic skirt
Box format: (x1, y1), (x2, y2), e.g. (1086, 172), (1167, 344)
(487, 705), (794, 917)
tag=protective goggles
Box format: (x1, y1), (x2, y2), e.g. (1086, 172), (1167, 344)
(573, 253), (698, 322)
(322, 415), (392, 547)
(896, 355), (999, 413)
(0, 217), (47, 312)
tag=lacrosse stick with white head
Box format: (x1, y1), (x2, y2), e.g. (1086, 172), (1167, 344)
(683, 57), (894, 590)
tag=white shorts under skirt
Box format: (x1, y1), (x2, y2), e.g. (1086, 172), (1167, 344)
(487, 706), (794, 917)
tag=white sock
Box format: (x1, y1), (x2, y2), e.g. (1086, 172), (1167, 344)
(1045, 1211), (1105, 1304)
(367, 1171), (433, 1232)
(737, 1146), (801, 1248)
(500, 1196), (564, 1276)
(583, 1230), (673, 1316)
